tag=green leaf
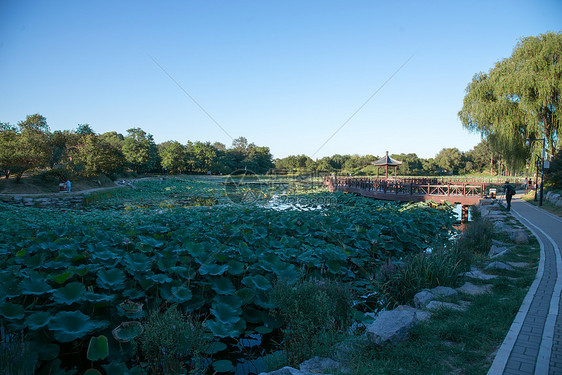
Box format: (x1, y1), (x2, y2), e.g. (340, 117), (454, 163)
(97, 269), (126, 290)
(235, 288), (255, 305)
(255, 325), (273, 334)
(213, 360), (234, 373)
(52, 282), (86, 305)
(49, 310), (106, 342)
(25, 311), (52, 329)
(20, 278), (54, 295)
(204, 341), (228, 354)
(210, 277), (236, 295)
(170, 285), (192, 303)
(51, 271), (73, 284)
(87, 335), (109, 361)
(0, 302), (25, 320)
(199, 263), (229, 276)
(102, 362), (130, 375)
(211, 302), (242, 324)
(84, 370), (103, 375)
(112, 321), (144, 342)
(206, 319), (246, 338)
(242, 275), (271, 291)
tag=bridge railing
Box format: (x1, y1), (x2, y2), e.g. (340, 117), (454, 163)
(326, 177), (487, 198)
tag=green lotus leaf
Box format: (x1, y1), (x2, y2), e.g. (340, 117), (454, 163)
(170, 285), (192, 303)
(90, 248), (119, 261)
(124, 253), (152, 273)
(0, 302), (25, 320)
(213, 360), (234, 373)
(241, 275), (271, 291)
(112, 321), (144, 343)
(136, 275), (155, 291)
(70, 265), (90, 277)
(185, 294), (205, 312)
(204, 341), (228, 354)
(52, 282), (86, 305)
(51, 271), (73, 285)
(49, 311), (106, 342)
(102, 362), (130, 375)
(227, 260), (245, 275)
(242, 308), (263, 324)
(84, 292), (115, 303)
(235, 288), (255, 305)
(157, 256), (177, 272)
(213, 295), (243, 309)
(138, 235), (163, 249)
(84, 369), (103, 375)
(199, 263), (229, 276)
(97, 269), (126, 290)
(255, 325), (273, 334)
(149, 273), (172, 284)
(25, 311), (52, 329)
(210, 277), (236, 295)
(206, 319), (245, 338)
(87, 335), (109, 361)
(326, 259), (342, 274)
(210, 302), (242, 325)
(20, 278), (54, 295)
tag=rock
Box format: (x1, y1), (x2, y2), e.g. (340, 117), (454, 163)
(492, 239), (509, 247)
(394, 305), (431, 321)
(493, 222), (508, 232)
(429, 286), (458, 298)
(485, 261), (515, 271)
(413, 290), (435, 308)
(300, 357), (346, 374)
(426, 301), (467, 312)
(556, 200), (562, 207)
(260, 367), (312, 375)
(506, 261), (530, 268)
(488, 245), (509, 258)
(366, 305), (429, 346)
(456, 282), (493, 296)
(463, 268), (497, 281)
(509, 230), (529, 244)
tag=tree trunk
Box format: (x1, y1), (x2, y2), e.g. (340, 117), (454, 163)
(15, 171), (24, 183)
(4, 170), (9, 179)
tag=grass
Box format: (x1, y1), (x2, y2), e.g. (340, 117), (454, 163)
(521, 190), (562, 217)
(343, 212), (540, 375)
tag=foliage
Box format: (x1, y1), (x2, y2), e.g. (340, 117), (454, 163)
(434, 148), (463, 175)
(0, 177), (456, 372)
(456, 216), (493, 255)
(140, 306), (209, 374)
(271, 279), (353, 365)
(0, 327), (36, 375)
(459, 32), (562, 169)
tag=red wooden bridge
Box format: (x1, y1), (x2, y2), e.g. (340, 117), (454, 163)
(324, 176), (526, 221)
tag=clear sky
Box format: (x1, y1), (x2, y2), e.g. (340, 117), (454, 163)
(1, 1), (560, 160)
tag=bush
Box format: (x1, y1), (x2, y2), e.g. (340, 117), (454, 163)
(271, 279), (353, 365)
(456, 216), (493, 255)
(140, 306), (209, 375)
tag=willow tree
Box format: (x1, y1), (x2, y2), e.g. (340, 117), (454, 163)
(459, 32), (561, 169)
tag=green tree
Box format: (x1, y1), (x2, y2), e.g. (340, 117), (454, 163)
(159, 141), (186, 174)
(0, 123), (18, 178)
(459, 32), (562, 167)
(435, 148), (463, 174)
(122, 128), (157, 173)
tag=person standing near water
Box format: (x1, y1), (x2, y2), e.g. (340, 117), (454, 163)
(65, 179), (71, 193)
(503, 180), (515, 211)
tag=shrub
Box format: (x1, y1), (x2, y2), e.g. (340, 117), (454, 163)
(271, 279), (353, 365)
(456, 216), (493, 255)
(140, 306), (209, 375)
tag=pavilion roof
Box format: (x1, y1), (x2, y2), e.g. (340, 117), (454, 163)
(372, 151), (402, 166)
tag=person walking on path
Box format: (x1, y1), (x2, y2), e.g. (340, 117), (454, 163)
(503, 180), (515, 211)
(65, 179), (71, 193)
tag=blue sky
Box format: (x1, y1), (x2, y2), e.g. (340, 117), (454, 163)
(1, 1), (560, 159)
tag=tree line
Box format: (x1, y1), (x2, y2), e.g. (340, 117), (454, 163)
(0, 114), (275, 181)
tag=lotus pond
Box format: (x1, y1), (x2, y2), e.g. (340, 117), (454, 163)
(0, 176), (457, 374)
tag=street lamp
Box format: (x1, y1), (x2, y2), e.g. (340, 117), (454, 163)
(525, 138), (546, 206)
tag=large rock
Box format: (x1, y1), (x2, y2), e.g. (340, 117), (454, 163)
(430, 286), (458, 298)
(488, 245), (509, 258)
(509, 229), (529, 244)
(463, 268), (497, 281)
(426, 301), (466, 312)
(413, 290), (435, 308)
(485, 261), (515, 271)
(260, 367), (312, 375)
(300, 357), (347, 374)
(366, 305), (429, 346)
(456, 282), (493, 296)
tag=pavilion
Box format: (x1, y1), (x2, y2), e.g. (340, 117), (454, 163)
(372, 151), (402, 178)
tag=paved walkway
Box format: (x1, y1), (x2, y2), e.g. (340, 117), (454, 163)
(488, 198), (562, 375)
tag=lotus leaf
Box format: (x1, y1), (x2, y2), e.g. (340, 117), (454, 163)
(84, 291), (115, 303)
(25, 311), (52, 329)
(49, 311), (106, 342)
(213, 360), (234, 373)
(29, 341), (60, 361)
(242, 308), (263, 324)
(52, 282), (86, 305)
(87, 335), (109, 361)
(123, 287), (145, 299)
(170, 285), (192, 303)
(124, 253), (152, 273)
(204, 341), (228, 354)
(211, 302), (242, 325)
(232, 290), (254, 307)
(227, 260), (245, 275)
(255, 325), (273, 334)
(241, 275), (271, 291)
(102, 362), (130, 375)
(213, 294), (243, 309)
(0, 302), (25, 320)
(149, 273), (172, 284)
(138, 235), (163, 249)
(51, 271), (73, 285)
(112, 321), (144, 342)
(20, 278), (54, 295)
(210, 277), (236, 295)
(199, 263), (229, 276)
(84, 370), (103, 375)
(206, 319), (246, 338)
(185, 294), (205, 311)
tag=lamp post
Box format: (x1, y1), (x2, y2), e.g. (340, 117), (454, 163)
(525, 138), (546, 206)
